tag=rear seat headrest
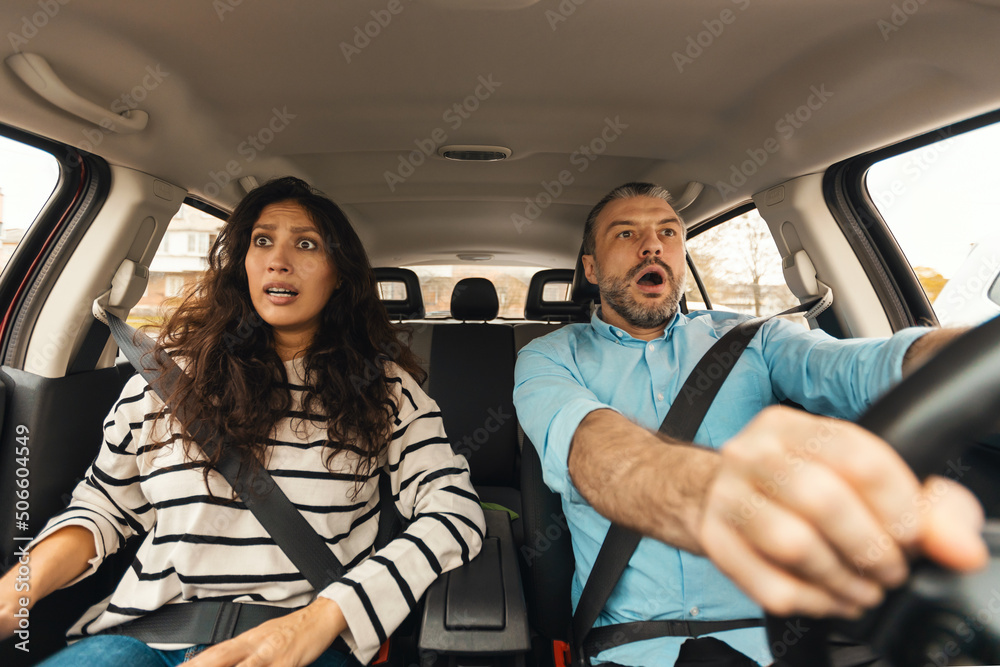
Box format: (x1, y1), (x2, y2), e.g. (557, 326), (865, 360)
(524, 269), (590, 322)
(373, 267), (425, 319)
(451, 277), (499, 321)
(571, 249), (600, 305)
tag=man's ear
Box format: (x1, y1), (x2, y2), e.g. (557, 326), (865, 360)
(581, 254), (598, 285)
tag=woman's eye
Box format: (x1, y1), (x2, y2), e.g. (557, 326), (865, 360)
(252, 235), (271, 247)
(298, 239), (319, 250)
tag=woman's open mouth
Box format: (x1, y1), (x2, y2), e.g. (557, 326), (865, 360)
(264, 284), (300, 305)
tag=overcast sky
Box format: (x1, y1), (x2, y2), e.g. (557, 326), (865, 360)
(867, 120), (1000, 278)
(0, 135), (59, 234)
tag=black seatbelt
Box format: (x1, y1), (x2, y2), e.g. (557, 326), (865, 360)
(105, 310), (348, 590)
(571, 296), (827, 665)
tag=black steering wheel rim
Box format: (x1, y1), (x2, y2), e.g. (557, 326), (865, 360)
(768, 314), (1000, 667)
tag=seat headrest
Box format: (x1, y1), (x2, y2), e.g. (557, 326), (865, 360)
(373, 267), (425, 319)
(524, 269), (590, 322)
(571, 249), (600, 305)
(451, 277), (499, 321)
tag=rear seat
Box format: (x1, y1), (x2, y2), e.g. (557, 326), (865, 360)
(375, 270), (521, 536)
(375, 267), (592, 655)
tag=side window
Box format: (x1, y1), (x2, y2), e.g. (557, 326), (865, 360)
(867, 119), (1000, 327)
(133, 203), (225, 328)
(685, 208), (804, 325)
(0, 135), (60, 273)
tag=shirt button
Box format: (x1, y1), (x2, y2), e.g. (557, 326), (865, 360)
(648, 343), (655, 351)
(614, 331), (622, 338)
(690, 607), (700, 617)
(657, 393), (664, 401)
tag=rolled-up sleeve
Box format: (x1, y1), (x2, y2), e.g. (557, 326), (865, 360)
(761, 321), (932, 420)
(513, 338), (618, 499)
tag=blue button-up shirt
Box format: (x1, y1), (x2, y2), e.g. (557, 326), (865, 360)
(513, 308), (929, 666)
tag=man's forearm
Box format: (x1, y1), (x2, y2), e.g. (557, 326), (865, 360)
(567, 409), (719, 554)
(902, 327), (968, 375)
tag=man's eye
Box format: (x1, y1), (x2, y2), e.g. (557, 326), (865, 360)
(662, 228), (676, 237)
(617, 231), (632, 239)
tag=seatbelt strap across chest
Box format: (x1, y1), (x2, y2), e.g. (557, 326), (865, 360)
(571, 295), (827, 664)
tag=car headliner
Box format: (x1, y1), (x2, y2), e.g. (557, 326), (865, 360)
(1, 0), (999, 268)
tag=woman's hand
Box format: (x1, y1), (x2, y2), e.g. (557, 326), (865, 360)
(185, 597), (348, 667)
(0, 526), (96, 641)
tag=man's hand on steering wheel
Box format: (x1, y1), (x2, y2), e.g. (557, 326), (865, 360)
(698, 405), (988, 619)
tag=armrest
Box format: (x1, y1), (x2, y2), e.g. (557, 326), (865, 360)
(418, 509), (531, 654)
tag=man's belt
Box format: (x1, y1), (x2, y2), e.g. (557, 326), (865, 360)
(582, 617), (764, 658)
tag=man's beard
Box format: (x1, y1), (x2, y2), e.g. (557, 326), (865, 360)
(596, 258), (686, 330)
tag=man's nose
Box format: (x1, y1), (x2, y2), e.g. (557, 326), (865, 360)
(639, 229), (662, 257)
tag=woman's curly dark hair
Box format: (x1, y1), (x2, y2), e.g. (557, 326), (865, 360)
(151, 176), (425, 494)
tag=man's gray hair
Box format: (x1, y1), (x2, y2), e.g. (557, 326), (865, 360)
(582, 182), (684, 255)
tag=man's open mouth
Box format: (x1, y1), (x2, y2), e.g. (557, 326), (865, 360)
(636, 270), (664, 286)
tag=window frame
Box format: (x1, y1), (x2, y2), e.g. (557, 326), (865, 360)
(826, 107), (1000, 330)
(0, 125), (110, 365)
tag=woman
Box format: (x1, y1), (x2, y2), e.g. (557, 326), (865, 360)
(0, 177), (485, 666)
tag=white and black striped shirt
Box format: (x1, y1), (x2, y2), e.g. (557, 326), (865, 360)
(35, 359), (485, 663)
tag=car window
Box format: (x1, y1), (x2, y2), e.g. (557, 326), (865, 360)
(866, 120), (1000, 327)
(132, 203), (226, 329)
(402, 265), (547, 319)
(686, 208), (805, 326)
(0, 135), (60, 273)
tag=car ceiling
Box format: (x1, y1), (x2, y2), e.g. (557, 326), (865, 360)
(1, 0), (1000, 268)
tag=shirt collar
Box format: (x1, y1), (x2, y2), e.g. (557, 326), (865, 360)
(589, 306), (683, 344)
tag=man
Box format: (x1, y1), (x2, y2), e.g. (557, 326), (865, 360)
(512, 182), (986, 666)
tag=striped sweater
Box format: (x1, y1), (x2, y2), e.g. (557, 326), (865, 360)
(35, 358), (485, 664)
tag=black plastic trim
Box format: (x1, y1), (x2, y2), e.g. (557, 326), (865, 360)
(0, 126), (111, 368)
(419, 509), (531, 655)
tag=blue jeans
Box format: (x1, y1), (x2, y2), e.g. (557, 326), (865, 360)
(35, 634), (353, 666)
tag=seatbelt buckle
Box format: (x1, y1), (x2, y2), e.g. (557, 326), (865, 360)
(553, 639), (571, 667)
(372, 638), (391, 664)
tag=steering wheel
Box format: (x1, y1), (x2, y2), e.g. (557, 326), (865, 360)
(767, 314), (1000, 667)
